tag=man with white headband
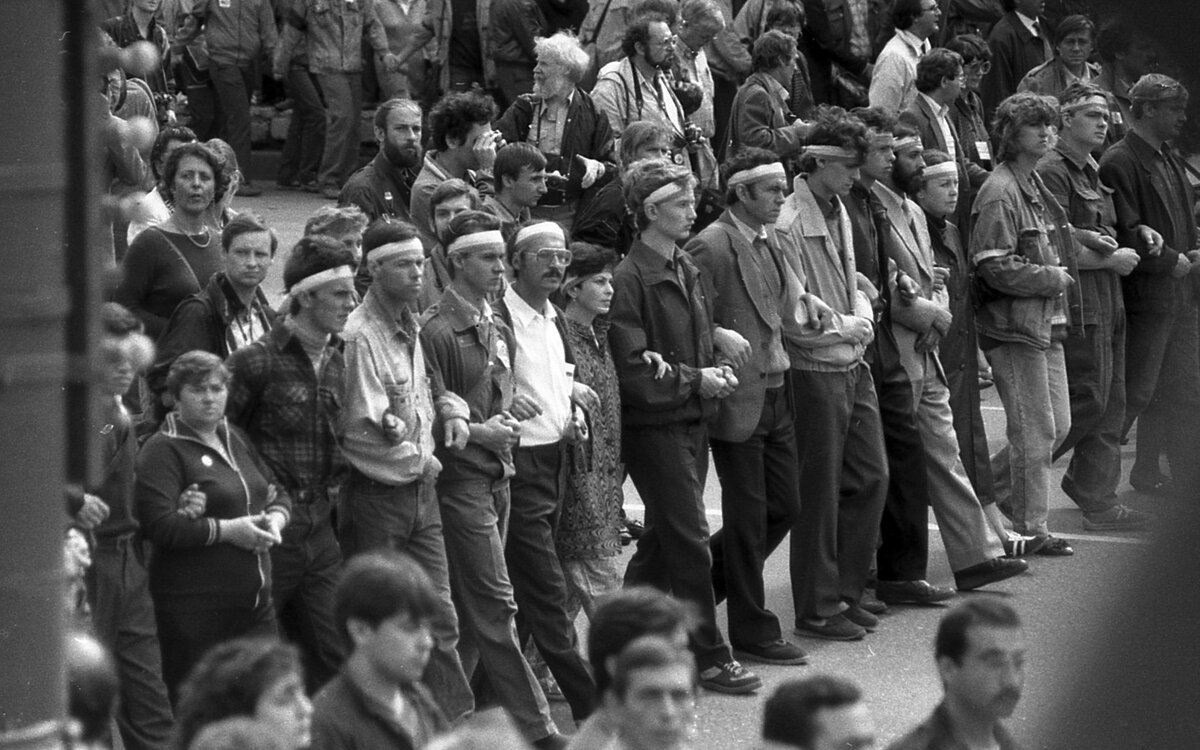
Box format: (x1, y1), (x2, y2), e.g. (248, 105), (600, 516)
(337, 220), (475, 721)
(610, 158), (763, 695)
(774, 109), (886, 642)
(495, 219), (598, 721)
(685, 148), (808, 668)
(224, 236), (358, 687)
(419, 212), (571, 749)
(872, 129), (1028, 594)
(1037, 82), (1153, 530)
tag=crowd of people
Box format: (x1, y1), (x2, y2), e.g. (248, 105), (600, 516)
(72, 0), (1199, 747)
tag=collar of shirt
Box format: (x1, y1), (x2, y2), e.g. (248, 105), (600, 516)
(896, 27), (930, 55)
(361, 287), (418, 341)
(422, 151), (453, 183)
(503, 285), (557, 328)
(439, 286), (492, 334)
(729, 210), (768, 245)
(1015, 11), (1040, 36)
(871, 179), (906, 212)
(754, 70), (790, 105)
(1054, 138), (1099, 173)
(810, 187), (840, 219)
(920, 91), (950, 120)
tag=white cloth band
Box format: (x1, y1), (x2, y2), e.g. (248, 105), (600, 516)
(644, 181), (689, 205)
(802, 144), (860, 160)
(728, 162), (786, 187)
(1061, 96), (1109, 114)
(447, 230), (505, 254)
(923, 161), (959, 180)
(893, 136), (922, 152)
(370, 238), (424, 263)
(290, 265), (354, 295)
(514, 221), (565, 248)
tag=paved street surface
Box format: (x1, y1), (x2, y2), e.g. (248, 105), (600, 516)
(240, 187), (1173, 748)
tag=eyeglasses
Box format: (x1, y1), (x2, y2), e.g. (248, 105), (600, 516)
(966, 60), (992, 75)
(524, 248), (573, 265)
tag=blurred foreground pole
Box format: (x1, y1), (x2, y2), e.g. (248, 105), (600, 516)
(0, 0), (101, 746)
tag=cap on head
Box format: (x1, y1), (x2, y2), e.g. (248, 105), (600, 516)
(1129, 73), (1187, 103)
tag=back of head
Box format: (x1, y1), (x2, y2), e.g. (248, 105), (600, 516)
(303, 204), (369, 240)
(797, 105), (870, 173)
(67, 631), (119, 745)
(429, 91), (497, 151)
(588, 586), (696, 696)
(935, 599), (1022, 665)
(335, 550), (440, 652)
(205, 138), (239, 178)
(761, 675), (862, 748)
(426, 712), (530, 750)
(632, 0), (680, 26)
(851, 106), (897, 135)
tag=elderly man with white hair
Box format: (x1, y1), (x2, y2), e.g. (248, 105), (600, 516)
(496, 32), (617, 227)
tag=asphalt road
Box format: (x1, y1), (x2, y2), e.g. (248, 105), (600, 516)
(237, 186), (1173, 749)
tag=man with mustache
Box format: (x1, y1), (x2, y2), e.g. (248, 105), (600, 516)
(887, 600), (1026, 750)
(340, 98), (425, 225)
(495, 220), (599, 723)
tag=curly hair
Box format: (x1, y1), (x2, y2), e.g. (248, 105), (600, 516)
(429, 91), (497, 151)
(751, 29), (797, 73)
(173, 638), (302, 750)
(797, 105), (870, 173)
(161, 142), (231, 208)
(150, 125), (197, 181)
(851, 106), (897, 135)
(946, 33), (991, 65)
(535, 31), (591, 84)
(622, 158), (695, 231)
(992, 92), (1060, 163)
(303, 204), (369, 240)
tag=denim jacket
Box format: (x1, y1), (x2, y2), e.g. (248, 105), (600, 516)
(279, 0), (391, 75)
(970, 161), (1083, 349)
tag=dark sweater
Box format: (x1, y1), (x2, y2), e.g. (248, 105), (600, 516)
(115, 226), (224, 339)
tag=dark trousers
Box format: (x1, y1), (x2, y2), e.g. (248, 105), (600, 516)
(316, 72), (364, 189)
(210, 62), (256, 184)
(278, 65), (325, 185)
(507, 442), (596, 722)
(156, 596), (277, 705)
(178, 63), (217, 140)
(1054, 315), (1126, 513)
(708, 385), (800, 648)
(87, 536), (174, 750)
(871, 341), (932, 582)
(624, 421), (731, 667)
(1123, 306), (1200, 497)
(789, 365), (888, 621)
(494, 62), (534, 111)
(944, 350), (997, 506)
(269, 497), (343, 689)
(339, 466), (475, 723)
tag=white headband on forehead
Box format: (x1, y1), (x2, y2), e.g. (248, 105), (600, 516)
(290, 265), (354, 296)
(370, 237), (424, 263)
(728, 162), (786, 187)
(892, 136), (922, 152)
(447, 230), (505, 254)
(1061, 95), (1109, 114)
(643, 180), (690, 205)
(923, 161), (959, 180)
(514, 221), (565, 248)
(802, 144), (860, 160)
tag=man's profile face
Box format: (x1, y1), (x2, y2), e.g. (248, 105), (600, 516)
(641, 21), (676, 68)
(379, 106), (423, 169)
(614, 664), (697, 750)
(504, 165), (549, 209)
(811, 702), (876, 750)
(893, 145), (926, 195)
(861, 140), (896, 183)
(939, 625), (1026, 722)
(1145, 98), (1188, 142)
(647, 190), (697, 241)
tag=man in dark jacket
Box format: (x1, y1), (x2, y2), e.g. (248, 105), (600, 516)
(801, 0), (888, 107)
(339, 98), (424, 224)
(727, 31), (811, 184)
(980, 0), (1053, 121)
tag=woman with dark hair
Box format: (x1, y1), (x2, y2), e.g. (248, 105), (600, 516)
(174, 638), (311, 750)
(1017, 14), (1099, 99)
(116, 142), (231, 339)
(946, 33), (995, 171)
(136, 350), (292, 700)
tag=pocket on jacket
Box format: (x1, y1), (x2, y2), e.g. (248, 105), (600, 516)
(265, 384), (311, 434)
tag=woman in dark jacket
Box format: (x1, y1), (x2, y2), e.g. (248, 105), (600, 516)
(137, 350), (291, 702)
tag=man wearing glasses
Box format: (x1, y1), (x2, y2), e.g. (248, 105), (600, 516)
(868, 0), (940, 114)
(496, 221), (599, 724)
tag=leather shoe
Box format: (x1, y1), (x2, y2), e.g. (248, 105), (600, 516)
(859, 590), (889, 615)
(842, 602), (879, 632)
(794, 614), (866, 641)
(954, 557), (1028, 591)
(876, 579), (956, 606)
(734, 639), (808, 665)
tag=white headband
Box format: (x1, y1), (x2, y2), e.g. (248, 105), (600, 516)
(290, 265), (354, 296)
(447, 230), (505, 254)
(1061, 96), (1109, 114)
(802, 144), (860, 160)
(892, 136), (922, 152)
(370, 238), (424, 263)
(923, 161), (959, 180)
(514, 221), (565, 248)
(644, 181), (689, 205)
(728, 162), (786, 187)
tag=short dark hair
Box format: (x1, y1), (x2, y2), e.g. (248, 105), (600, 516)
(611, 636), (696, 701)
(362, 218), (421, 264)
(922, 147), (953, 167)
(797, 105), (870, 173)
(565, 241), (617, 279)
(1096, 18), (1138, 63)
(161, 142), (230, 207)
(992, 92), (1060, 162)
(494, 142), (548, 192)
(762, 675), (863, 748)
(1057, 81), (1107, 109)
(151, 124), (197, 180)
(222, 212), (277, 256)
(619, 121), (672, 169)
(721, 146), (782, 204)
(1053, 14), (1094, 47)
(915, 48), (964, 94)
(752, 29), (797, 73)
(622, 158), (696, 231)
(166, 350), (230, 399)
(304, 204), (369, 239)
(935, 599), (1022, 665)
(891, 0), (925, 31)
(622, 15), (669, 60)
(334, 550), (440, 651)
(429, 91), (496, 152)
(765, 1), (804, 31)
(632, 0), (680, 25)
(66, 632), (119, 745)
(851, 106), (897, 134)
(587, 586), (697, 696)
(174, 638), (302, 750)
(282, 235), (357, 312)
(374, 97), (421, 132)
(946, 33), (991, 65)
(430, 178), (481, 212)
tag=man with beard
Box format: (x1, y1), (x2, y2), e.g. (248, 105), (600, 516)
(887, 600), (1026, 750)
(872, 129), (1027, 593)
(340, 99), (424, 224)
(495, 220), (599, 722)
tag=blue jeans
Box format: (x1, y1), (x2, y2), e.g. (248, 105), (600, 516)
(988, 340), (1071, 536)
